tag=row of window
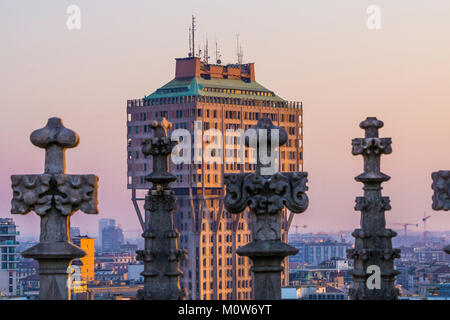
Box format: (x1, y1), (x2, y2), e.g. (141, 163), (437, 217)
(155, 87), (188, 94)
(203, 87), (274, 97)
(128, 96), (302, 109)
(130, 109), (300, 124)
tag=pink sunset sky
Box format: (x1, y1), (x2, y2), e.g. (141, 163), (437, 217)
(1, 0), (449, 238)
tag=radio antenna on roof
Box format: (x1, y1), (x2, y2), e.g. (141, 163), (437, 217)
(188, 26), (192, 57)
(215, 40), (222, 64)
(236, 34), (244, 64)
(190, 15), (196, 57)
(203, 36), (209, 64)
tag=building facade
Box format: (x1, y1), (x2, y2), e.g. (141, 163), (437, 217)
(98, 218), (116, 250)
(289, 241), (352, 267)
(72, 236), (96, 282)
(127, 56), (304, 300)
(0, 218), (19, 296)
(102, 225), (124, 253)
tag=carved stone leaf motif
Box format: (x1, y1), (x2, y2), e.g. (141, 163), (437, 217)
(224, 174), (248, 213)
(281, 172), (309, 212)
(224, 172), (309, 215)
(352, 138), (392, 156)
(145, 193), (177, 212)
(11, 174), (98, 216)
(142, 137), (177, 156)
(54, 174), (98, 215)
(11, 174), (52, 215)
(355, 196), (391, 211)
(431, 170), (450, 211)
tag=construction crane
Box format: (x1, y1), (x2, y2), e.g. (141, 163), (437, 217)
(392, 223), (418, 248)
(291, 225), (307, 242)
(294, 225), (307, 234)
(422, 213), (431, 247)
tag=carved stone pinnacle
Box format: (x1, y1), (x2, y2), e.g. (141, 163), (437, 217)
(137, 118), (186, 300)
(224, 117), (308, 300)
(348, 117), (400, 300)
(10, 117), (98, 300)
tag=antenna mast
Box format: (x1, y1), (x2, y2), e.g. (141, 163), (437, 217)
(188, 27), (192, 57)
(191, 15), (196, 57)
(203, 37), (209, 64)
(215, 40), (222, 64)
(236, 34), (244, 64)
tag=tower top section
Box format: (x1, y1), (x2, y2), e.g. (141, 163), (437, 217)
(175, 57), (255, 82)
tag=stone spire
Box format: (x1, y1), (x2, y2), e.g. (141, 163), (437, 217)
(431, 170), (450, 254)
(136, 118), (187, 300)
(347, 117), (400, 300)
(11, 117), (98, 300)
(224, 118), (309, 300)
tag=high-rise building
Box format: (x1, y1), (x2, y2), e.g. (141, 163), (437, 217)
(98, 218), (115, 250)
(0, 218), (19, 296)
(102, 226), (124, 252)
(127, 55), (303, 300)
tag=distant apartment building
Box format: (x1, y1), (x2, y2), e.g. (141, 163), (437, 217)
(127, 264), (144, 283)
(418, 283), (450, 299)
(70, 227), (81, 238)
(102, 225), (124, 252)
(415, 247), (449, 263)
(282, 285), (347, 300)
(120, 243), (138, 254)
(98, 218), (116, 250)
(289, 241), (351, 267)
(127, 55), (303, 300)
(95, 252), (136, 282)
(0, 218), (19, 296)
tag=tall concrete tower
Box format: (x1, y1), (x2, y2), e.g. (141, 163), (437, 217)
(127, 56), (303, 300)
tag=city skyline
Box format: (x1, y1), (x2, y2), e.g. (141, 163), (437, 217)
(1, 0), (450, 238)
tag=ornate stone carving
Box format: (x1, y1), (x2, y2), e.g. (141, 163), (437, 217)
(432, 171), (450, 211)
(10, 117), (98, 300)
(431, 170), (450, 254)
(347, 117), (400, 300)
(224, 118), (309, 300)
(136, 118), (187, 300)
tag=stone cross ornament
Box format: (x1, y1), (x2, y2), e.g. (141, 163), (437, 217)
(431, 170), (450, 253)
(11, 117), (98, 300)
(136, 118), (187, 300)
(347, 117), (400, 300)
(224, 118), (309, 300)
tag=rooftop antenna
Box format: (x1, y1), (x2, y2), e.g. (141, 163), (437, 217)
(188, 26), (192, 57)
(203, 37), (209, 64)
(215, 40), (222, 64)
(191, 15), (196, 57)
(236, 34), (244, 64)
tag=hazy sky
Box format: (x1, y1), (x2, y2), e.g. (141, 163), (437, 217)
(1, 0), (449, 238)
